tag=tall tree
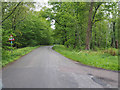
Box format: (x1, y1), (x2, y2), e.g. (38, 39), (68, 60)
(85, 2), (94, 50)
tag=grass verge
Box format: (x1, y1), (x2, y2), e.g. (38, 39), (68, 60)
(2, 46), (39, 67)
(52, 45), (118, 71)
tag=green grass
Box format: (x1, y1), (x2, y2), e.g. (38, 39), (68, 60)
(52, 45), (119, 71)
(2, 46), (39, 67)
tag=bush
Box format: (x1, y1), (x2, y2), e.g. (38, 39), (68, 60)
(103, 48), (118, 56)
(93, 47), (100, 51)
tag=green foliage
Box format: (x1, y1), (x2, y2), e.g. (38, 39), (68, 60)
(2, 2), (53, 49)
(53, 45), (118, 71)
(50, 2), (118, 50)
(16, 11), (53, 47)
(103, 48), (118, 56)
(2, 2), (54, 66)
(2, 2), (118, 69)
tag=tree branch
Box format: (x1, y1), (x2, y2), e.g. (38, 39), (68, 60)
(92, 3), (102, 25)
(1, 1), (23, 23)
(55, 19), (66, 27)
(93, 19), (101, 24)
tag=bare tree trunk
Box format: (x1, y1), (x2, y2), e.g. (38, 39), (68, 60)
(73, 30), (77, 49)
(115, 40), (118, 49)
(111, 22), (115, 48)
(95, 30), (97, 46)
(85, 2), (94, 50)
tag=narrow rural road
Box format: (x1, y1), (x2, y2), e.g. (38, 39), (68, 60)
(2, 46), (118, 88)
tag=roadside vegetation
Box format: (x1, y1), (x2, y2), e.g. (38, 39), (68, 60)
(2, 2), (53, 67)
(2, 46), (39, 67)
(53, 45), (118, 71)
(1, 2), (119, 70)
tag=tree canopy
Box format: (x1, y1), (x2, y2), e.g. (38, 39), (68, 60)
(48, 2), (118, 50)
(2, 2), (119, 50)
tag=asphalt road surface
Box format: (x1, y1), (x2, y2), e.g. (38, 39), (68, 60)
(2, 46), (118, 88)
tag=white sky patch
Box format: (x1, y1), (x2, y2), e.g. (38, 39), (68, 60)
(51, 21), (55, 29)
(51, 20), (55, 29)
(34, 0), (55, 29)
(51, 25), (55, 29)
(34, 0), (52, 11)
(34, 0), (49, 3)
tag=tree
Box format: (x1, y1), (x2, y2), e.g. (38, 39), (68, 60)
(85, 2), (94, 50)
(2, 2), (53, 49)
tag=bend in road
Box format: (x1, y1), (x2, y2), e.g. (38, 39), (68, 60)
(2, 46), (118, 88)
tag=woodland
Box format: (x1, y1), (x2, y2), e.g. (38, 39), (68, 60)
(2, 2), (119, 50)
(1, 2), (119, 70)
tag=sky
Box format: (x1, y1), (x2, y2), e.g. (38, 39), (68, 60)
(34, 0), (50, 11)
(34, 0), (55, 29)
(34, 0), (49, 3)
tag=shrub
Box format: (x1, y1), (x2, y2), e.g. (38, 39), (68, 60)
(103, 48), (118, 56)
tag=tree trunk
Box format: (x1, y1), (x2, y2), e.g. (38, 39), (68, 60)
(95, 30), (97, 46)
(115, 40), (118, 49)
(85, 2), (94, 50)
(111, 22), (115, 48)
(74, 26), (78, 49)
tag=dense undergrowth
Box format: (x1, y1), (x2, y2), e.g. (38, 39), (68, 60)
(52, 45), (118, 71)
(2, 46), (39, 67)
